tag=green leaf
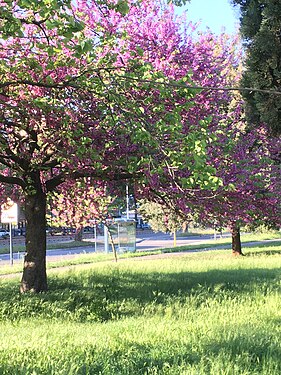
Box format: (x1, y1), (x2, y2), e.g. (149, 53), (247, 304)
(116, 0), (130, 15)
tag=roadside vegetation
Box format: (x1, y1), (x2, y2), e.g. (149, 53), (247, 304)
(0, 241), (280, 374)
(0, 231), (280, 276)
(1, 229), (279, 258)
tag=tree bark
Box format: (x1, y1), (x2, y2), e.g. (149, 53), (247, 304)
(107, 225), (118, 262)
(20, 182), (47, 293)
(74, 226), (83, 241)
(231, 223), (244, 256)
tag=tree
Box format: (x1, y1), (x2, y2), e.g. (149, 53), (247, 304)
(138, 200), (188, 233)
(1, 0), (227, 292)
(196, 128), (281, 255)
(131, 13), (281, 255)
(143, 109), (281, 255)
(48, 179), (108, 240)
(231, 0), (281, 135)
(138, 199), (191, 247)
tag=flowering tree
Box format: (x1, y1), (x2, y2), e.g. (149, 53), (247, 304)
(46, 6), (248, 252)
(142, 107), (281, 255)
(48, 179), (108, 238)
(197, 128), (281, 254)
(2, 0), (277, 293)
(1, 0), (229, 292)
(132, 19), (281, 255)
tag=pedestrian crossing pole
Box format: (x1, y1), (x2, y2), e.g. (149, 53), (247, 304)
(9, 223), (13, 266)
(1, 199), (18, 267)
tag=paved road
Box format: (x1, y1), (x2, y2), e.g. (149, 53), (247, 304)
(135, 232), (231, 251)
(0, 231), (280, 265)
(0, 231), (225, 264)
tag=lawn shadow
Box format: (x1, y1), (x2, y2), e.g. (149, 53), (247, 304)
(0, 263), (280, 323)
(1, 320), (280, 375)
(101, 326), (281, 374)
(245, 248), (281, 257)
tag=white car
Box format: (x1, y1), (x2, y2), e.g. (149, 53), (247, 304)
(0, 229), (9, 238)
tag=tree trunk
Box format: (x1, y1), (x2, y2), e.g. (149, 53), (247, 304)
(231, 223), (244, 256)
(20, 186), (47, 293)
(107, 225), (118, 262)
(74, 226), (83, 241)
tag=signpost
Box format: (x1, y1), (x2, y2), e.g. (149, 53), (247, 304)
(1, 199), (18, 266)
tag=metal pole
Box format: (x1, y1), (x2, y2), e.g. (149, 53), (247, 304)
(173, 230), (177, 247)
(94, 225), (97, 252)
(214, 227), (217, 241)
(126, 184), (129, 220)
(104, 224), (109, 253)
(9, 222), (13, 266)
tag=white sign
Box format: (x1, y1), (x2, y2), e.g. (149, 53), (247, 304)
(1, 199), (18, 224)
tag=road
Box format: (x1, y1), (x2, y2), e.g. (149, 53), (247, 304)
(0, 231), (226, 264)
(0, 231), (279, 265)
(135, 231), (230, 251)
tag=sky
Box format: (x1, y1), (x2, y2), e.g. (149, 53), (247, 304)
(179, 0), (241, 35)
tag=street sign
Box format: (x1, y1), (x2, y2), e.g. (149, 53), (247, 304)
(1, 199), (18, 224)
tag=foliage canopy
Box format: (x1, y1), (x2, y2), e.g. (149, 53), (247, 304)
(232, 0), (281, 135)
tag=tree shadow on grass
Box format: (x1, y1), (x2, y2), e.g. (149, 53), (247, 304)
(101, 328), (281, 375)
(0, 264), (280, 323)
(2, 326), (279, 375)
(246, 249), (281, 257)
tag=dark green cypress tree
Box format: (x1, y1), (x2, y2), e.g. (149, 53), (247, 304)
(232, 0), (281, 135)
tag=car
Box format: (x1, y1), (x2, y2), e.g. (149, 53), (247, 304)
(0, 229), (9, 238)
(141, 223), (151, 230)
(12, 228), (26, 236)
(46, 227), (75, 236)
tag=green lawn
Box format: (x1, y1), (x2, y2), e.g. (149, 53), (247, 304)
(0, 239), (95, 255)
(0, 243), (280, 374)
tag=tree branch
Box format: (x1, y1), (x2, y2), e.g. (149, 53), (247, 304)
(3, 71), (281, 96)
(45, 168), (142, 192)
(0, 174), (25, 188)
(116, 75), (281, 96)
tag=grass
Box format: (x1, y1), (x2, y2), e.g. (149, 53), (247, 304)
(0, 242), (281, 374)
(178, 227), (281, 239)
(0, 230), (279, 257)
(175, 230), (281, 243)
(0, 231), (280, 276)
(0, 239), (95, 255)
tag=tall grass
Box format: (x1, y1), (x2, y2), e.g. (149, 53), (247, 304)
(0, 246), (280, 374)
